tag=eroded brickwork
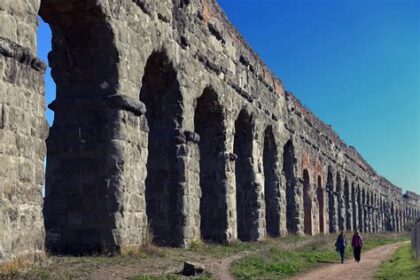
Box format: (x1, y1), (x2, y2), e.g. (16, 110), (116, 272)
(1, 0), (419, 265)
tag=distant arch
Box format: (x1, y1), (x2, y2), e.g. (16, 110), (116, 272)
(326, 167), (335, 233)
(336, 173), (344, 231)
(357, 185), (363, 232)
(317, 176), (324, 234)
(303, 169), (312, 235)
(344, 178), (351, 231)
(351, 183), (357, 232)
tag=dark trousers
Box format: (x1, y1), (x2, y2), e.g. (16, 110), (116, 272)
(354, 247), (362, 262)
(339, 248), (345, 263)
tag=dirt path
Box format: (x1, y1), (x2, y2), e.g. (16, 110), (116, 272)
(208, 251), (250, 280)
(288, 242), (406, 280)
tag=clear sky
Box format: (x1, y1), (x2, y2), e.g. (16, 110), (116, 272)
(37, 0), (420, 194)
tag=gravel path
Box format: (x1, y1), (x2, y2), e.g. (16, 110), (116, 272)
(288, 242), (406, 280)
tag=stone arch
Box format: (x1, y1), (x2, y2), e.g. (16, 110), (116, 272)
(317, 175), (324, 234)
(357, 185), (363, 232)
(303, 169), (312, 235)
(194, 87), (227, 242)
(234, 109), (258, 241)
(41, 2), (122, 254)
(363, 189), (368, 232)
(344, 178), (351, 231)
(283, 139), (298, 234)
(263, 126), (281, 237)
(141, 50), (184, 246)
(336, 173), (344, 231)
(326, 166), (336, 233)
(351, 183), (357, 232)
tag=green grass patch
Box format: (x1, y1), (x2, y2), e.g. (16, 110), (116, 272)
(374, 242), (420, 280)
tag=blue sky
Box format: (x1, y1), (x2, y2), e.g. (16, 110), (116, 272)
(37, 0), (420, 194)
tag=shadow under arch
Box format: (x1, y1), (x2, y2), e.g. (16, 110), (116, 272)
(194, 87), (227, 243)
(317, 175), (324, 234)
(234, 109), (258, 241)
(263, 125), (280, 237)
(303, 169), (312, 235)
(326, 166), (335, 233)
(283, 139), (298, 234)
(41, 1), (121, 254)
(140, 50), (184, 246)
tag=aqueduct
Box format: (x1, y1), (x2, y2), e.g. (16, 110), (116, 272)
(1, 0), (419, 265)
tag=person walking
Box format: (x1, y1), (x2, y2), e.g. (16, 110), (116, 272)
(335, 231), (347, 264)
(352, 231), (363, 263)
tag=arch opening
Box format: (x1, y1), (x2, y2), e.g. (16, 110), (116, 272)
(351, 184), (357, 232)
(344, 178), (351, 231)
(317, 176), (324, 234)
(141, 51), (184, 246)
(234, 110), (258, 241)
(336, 173), (344, 231)
(357, 185), (363, 232)
(41, 3), (121, 254)
(263, 126), (280, 237)
(283, 140), (298, 234)
(303, 169), (312, 235)
(326, 168), (335, 233)
(194, 88), (227, 242)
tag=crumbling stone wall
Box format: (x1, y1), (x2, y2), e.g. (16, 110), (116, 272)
(0, 0), (47, 266)
(1, 0), (420, 265)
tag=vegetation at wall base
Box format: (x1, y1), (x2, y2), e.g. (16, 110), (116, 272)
(374, 242), (420, 280)
(0, 232), (409, 280)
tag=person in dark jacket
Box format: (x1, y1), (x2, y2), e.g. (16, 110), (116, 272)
(335, 231), (347, 263)
(352, 231), (363, 263)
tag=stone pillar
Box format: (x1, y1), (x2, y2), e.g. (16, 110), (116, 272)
(184, 130), (202, 245)
(254, 136), (267, 241)
(41, 1), (152, 253)
(0, 0), (47, 266)
(226, 145), (238, 241)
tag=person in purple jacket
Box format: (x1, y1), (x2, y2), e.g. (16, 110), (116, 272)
(352, 231), (363, 263)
